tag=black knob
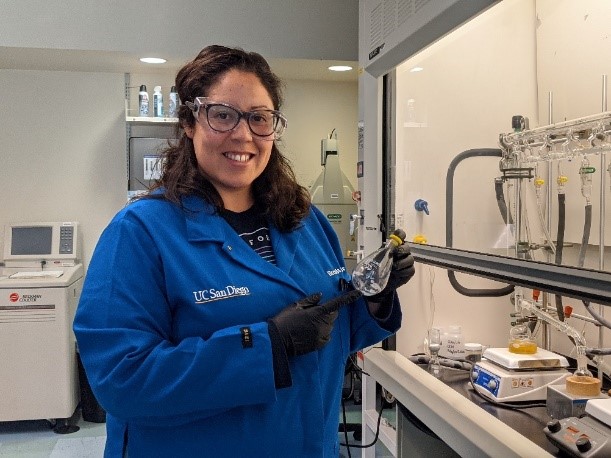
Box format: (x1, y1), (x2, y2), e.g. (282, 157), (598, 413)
(547, 419), (561, 434)
(576, 436), (592, 453)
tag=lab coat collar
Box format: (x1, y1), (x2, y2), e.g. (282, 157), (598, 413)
(181, 195), (305, 294)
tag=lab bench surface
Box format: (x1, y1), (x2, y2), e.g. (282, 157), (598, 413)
(364, 348), (558, 457)
(438, 364), (558, 455)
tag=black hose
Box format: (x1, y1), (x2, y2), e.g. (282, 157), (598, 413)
(494, 178), (511, 225)
(583, 301), (611, 330)
(578, 204), (592, 267)
(554, 193), (566, 321)
(446, 149), (514, 297)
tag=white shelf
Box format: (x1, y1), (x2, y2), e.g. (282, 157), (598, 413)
(125, 115), (178, 124)
(124, 100), (177, 125)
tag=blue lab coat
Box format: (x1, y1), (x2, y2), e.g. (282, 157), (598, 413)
(73, 195), (401, 457)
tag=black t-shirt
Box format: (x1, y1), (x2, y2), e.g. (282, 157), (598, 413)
(220, 205), (277, 265)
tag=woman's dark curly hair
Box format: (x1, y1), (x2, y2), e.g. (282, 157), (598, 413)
(145, 45), (311, 232)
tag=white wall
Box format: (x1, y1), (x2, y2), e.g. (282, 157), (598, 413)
(282, 80), (358, 189)
(0, 70), (127, 269)
(0, 69), (358, 270)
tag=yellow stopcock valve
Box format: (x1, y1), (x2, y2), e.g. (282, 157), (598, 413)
(556, 174), (568, 194)
(534, 176), (545, 199)
(413, 234), (427, 244)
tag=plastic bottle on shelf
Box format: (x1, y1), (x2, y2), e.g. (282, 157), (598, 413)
(168, 86), (178, 118)
(153, 86), (164, 117)
(138, 85), (149, 116)
(351, 228), (406, 296)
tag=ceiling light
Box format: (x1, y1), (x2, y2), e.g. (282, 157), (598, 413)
(328, 65), (353, 72)
(140, 57), (167, 64)
(410, 66), (424, 72)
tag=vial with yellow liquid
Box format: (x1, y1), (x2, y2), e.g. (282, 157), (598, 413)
(508, 323), (537, 354)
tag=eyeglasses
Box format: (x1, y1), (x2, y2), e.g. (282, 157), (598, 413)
(185, 97), (287, 139)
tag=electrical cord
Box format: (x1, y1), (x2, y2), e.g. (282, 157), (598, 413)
(408, 353), (473, 372)
(339, 391), (389, 454)
(339, 351), (389, 456)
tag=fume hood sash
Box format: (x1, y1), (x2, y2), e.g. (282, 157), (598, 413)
(410, 243), (611, 306)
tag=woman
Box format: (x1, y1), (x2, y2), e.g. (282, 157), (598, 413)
(74, 45), (414, 457)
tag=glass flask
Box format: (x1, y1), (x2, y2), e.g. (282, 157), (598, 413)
(573, 345), (593, 378)
(508, 323), (538, 354)
(351, 229), (406, 296)
(427, 327), (443, 378)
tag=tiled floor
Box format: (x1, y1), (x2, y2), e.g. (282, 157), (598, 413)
(0, 413), (106, 457)
(0, 403), (394, 457)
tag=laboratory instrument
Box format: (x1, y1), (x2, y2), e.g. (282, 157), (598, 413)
(546, 382), (607, 420)
(310, 130), (358, 272)
(472, 347), (570, 402)
(351, 228), (406, 296)
(0, 222), (83, 430)
(545, 398), (611, 456)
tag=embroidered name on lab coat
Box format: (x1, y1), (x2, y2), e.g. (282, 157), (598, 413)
(193, 285), (251, 304)
(326, 266), (346, 276)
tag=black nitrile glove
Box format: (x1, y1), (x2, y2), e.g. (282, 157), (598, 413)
(269, 290), (362, 357)
(368, 244), (415, 305)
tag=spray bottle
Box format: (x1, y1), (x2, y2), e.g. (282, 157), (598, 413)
(138, 85), (149, 116)
(168, 85), (178, 118)
(153, 86), (164, 117)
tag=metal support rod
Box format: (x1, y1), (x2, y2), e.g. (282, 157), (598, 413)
(514, 166), (522, 260)
(598, 75), (608, 380)
(542, 92), (554, 350)
(124, 73), (131, 189)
